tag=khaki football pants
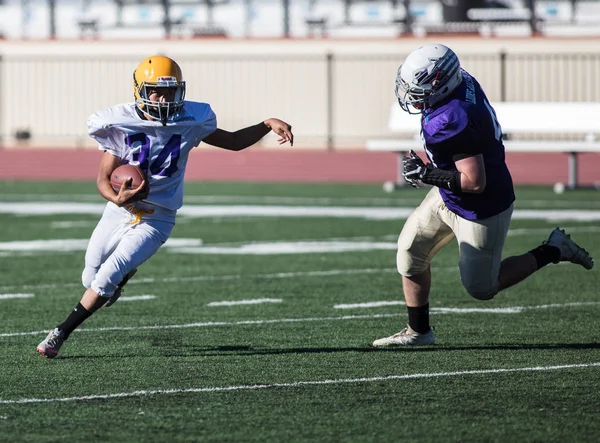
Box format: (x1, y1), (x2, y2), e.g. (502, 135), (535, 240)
(397, 188), (513, 300)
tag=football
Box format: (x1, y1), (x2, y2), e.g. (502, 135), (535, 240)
(110, 164), (147, 192)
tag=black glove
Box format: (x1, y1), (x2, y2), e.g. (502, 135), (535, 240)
(402, 150), (431, 188)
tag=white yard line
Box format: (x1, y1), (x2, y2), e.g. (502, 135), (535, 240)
(335, 301), (406, 309)
(118, 295), (156, 302)
(0, 267), (400, 292)
(0, 313), (404, 337)
(174, 241), (397, 255)
(2, 202), (600, 221)
(3, 194), (600, 208)
(507, 226), (600, 236)
(207, 298), (282, 306)
(433, 307), (523, 313)
(1, 225), (598, 257)
(2, 302), (599, 338)
(51, 221), (96, 229)
(0, 293), (34, 300)
(0, 237), (203, 253)
(1, 362), (598, 405)
(334, 302), (600, 313)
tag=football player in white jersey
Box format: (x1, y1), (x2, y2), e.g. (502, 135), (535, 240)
(37, 55), (294, 358)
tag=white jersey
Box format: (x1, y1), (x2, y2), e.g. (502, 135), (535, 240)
(87, 101), (217, 210)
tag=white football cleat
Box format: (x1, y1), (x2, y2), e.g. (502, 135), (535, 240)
(104, 268), (138, 307)
(373, 326), (435, 347)
(545, 228), (594, 270)
(37, 328), (66, 359)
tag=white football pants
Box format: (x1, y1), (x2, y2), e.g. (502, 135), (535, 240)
(82, 202), (175, 297)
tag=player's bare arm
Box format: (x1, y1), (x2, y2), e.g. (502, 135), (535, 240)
(455, 154), (486, 193)
(203, 118), (293, 151)
(96, 151), (147, 206)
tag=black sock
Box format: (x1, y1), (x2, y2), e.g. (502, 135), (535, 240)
(529, 244), (561, 269)
(58, 303), (92, 338)
(407, 303), (430, 334)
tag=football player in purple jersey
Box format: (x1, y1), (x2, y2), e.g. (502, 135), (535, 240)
(373, 44), (594, 347)
(37, 55), (294, 358)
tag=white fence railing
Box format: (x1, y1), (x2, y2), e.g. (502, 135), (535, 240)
(2, 40), (600, 149)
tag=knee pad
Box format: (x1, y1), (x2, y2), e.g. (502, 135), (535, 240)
(91, 280), (111, 298)
(396, 248), (425, 277)
(81, 267), (96, 289)
(82, 268), (112, 297)
(463, 281), (498, 301)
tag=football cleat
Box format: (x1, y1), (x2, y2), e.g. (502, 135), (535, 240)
(37, 328), (66, 359)
(545, 228), (594, 270)
(372, 326), (435, 347)
(104, 268), (138, 308)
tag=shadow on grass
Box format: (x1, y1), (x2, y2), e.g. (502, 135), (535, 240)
(57, 342), (600, 360)
(164, 342), (600, 356)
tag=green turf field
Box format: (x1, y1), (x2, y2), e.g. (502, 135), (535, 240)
(0, 181), (599, 442)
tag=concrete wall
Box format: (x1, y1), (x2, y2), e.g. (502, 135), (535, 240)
(1, 37), (600, 149)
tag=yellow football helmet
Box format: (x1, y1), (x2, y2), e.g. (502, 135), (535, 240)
(133, 55), (186, 123)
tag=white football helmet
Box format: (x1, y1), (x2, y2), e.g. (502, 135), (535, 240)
(395, 44), (463, 114)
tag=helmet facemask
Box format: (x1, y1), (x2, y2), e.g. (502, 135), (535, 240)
(134, 78), (185, 124)
(395, 69), (434, 114)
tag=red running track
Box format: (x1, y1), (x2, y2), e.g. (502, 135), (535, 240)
(0, 148), (599, 186)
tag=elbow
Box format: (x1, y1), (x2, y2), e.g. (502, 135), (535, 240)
(467, 180), (486, 193)
(462, 177), (486, 193)
(96, 175), (106, 190)
(96, 174), (110, 188)
(96, 174), (112, 195)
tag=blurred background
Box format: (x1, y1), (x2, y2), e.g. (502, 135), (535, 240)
(0, 0), (599, 186)
(0, 0), (596, 40)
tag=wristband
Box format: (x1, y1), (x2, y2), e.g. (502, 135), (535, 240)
(421, 167), (462, 192)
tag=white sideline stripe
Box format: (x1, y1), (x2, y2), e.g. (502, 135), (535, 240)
(0, 293), (34, 300)
(1, 225), (598, 258)
(335, 302), (599, 313)
(1, 362), (598, 405)
(1, 313), (404, 338)
(0, 238), (203, 252)
(173, 241), (396, 255)
(507, 226), (600, 236)
(334, 302), (521, 313)
(2, 225), (598, 253)
(3, 194), (600, 208)
(2, 302), (599, 338)
(118, 295), (156, 302)
(433, 307), (522, 313)
(335, 301), (406, 309)
(0, 267), (400, 292)
(1, 202), (600, 221)
(51, 221), (96, 229)
(207, 298), (282, 306)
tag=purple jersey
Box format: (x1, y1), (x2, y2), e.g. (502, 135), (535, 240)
(420, 70), (515, 220)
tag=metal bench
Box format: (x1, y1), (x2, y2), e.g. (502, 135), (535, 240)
(366, 102), (600, 192)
